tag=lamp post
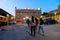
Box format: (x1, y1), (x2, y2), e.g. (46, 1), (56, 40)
(40, 15), (43, 19)
(7, 14), (9, 25)
(26, 16), (29, 19)
(54, 12), (57, 15)
(41, 16), (43, 18)
(54, 12), (57, 21)
(38, 8), (41, 10)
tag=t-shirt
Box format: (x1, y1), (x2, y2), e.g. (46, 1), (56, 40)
(40, 19), (44, 25)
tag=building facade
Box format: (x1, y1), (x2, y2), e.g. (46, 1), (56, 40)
(15, 8), (41, 24)
(0, 8), (14, 26)
(42, 5), (60, 23)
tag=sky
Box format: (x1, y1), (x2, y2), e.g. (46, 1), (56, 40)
(0, 0), (60, 16)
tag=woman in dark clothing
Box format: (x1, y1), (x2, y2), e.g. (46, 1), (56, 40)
(31, 16), (36, 37)
(39, 18), (44, 36)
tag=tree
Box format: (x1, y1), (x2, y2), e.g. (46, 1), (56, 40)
(42, 12), (48, 15)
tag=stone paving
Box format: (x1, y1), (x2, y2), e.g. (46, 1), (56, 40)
(0, 24), (60, 40)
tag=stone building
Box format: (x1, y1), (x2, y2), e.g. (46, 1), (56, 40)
(15, 8), (41, 24)
(48, 5), (60, 14)
(42, 5), (60, 23)
(0, 8), (14, 25)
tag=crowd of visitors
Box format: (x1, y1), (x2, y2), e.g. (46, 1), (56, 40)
(26, 16), (44, 37)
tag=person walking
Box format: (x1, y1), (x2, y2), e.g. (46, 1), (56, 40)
(30, 16), (36, 37)
(26, 19), (30, 27)
(38, 18), (44, 36)
(35, 17), (39, 30)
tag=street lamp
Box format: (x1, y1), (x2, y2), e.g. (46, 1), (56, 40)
(40, 16), (43, 18)
(54, 12), (57, 15)
(26, 16), (29, 19)
(6, 14), (9, 25)
(23, 18), (25, 20)
(7, 14), (9, 18)
(38, 8), (41, 10)
(54, 12), (57, 21)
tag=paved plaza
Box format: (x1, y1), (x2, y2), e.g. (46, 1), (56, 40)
(0, 24), (60, 40)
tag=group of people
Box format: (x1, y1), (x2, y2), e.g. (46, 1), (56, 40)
(26, 16), (44, 37)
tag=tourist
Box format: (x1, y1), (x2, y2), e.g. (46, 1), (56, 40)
(38, 18), (44, 36)
(30, 16), (36, 37)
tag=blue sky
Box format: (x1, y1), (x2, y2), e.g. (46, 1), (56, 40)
(0, 0), (60, 16)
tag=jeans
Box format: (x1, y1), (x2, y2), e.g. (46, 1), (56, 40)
(39, 25), (44, 33)
(31, 26), (36, 36)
